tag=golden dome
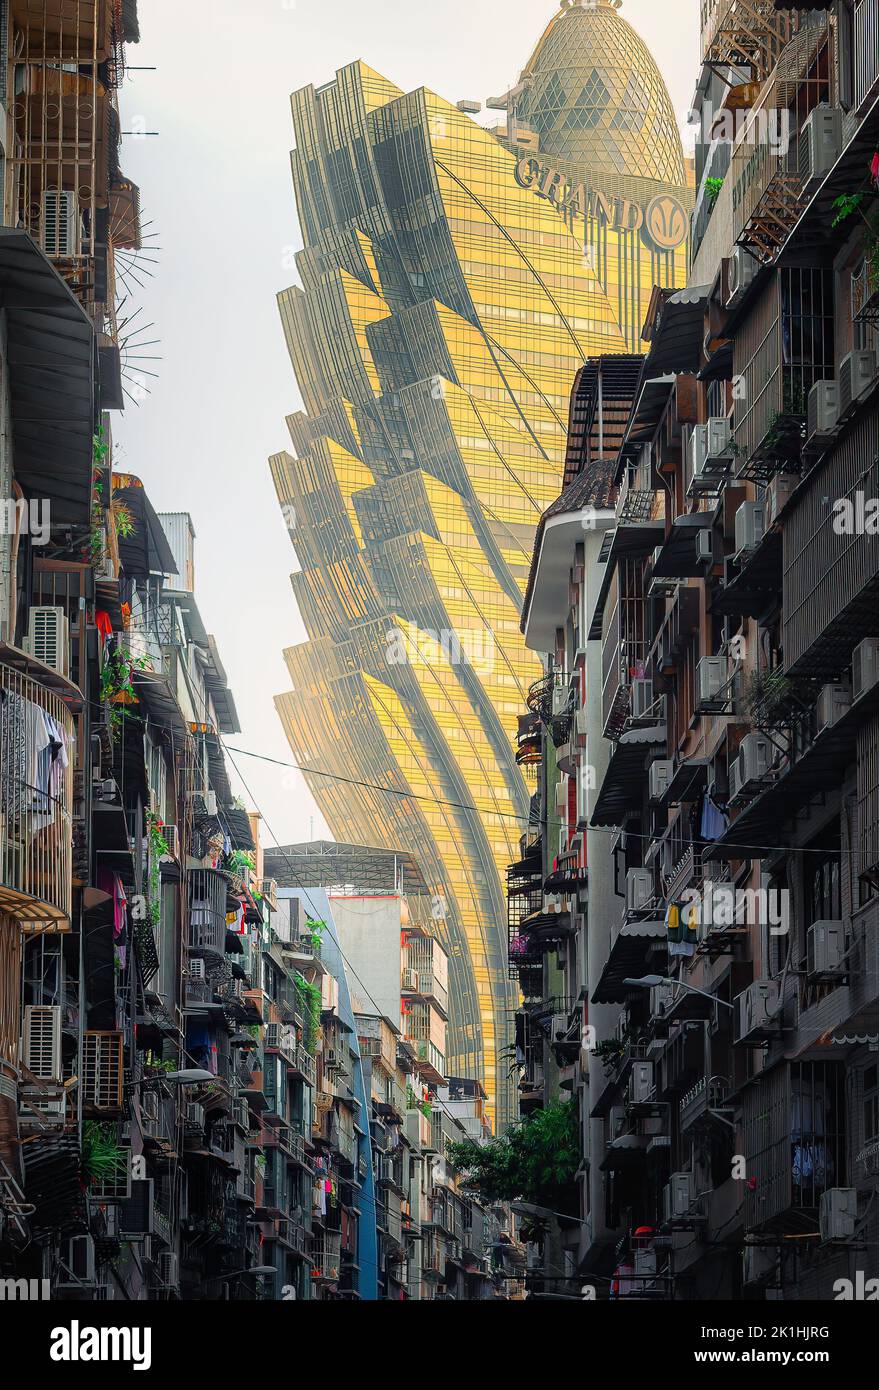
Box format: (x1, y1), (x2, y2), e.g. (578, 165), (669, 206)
(514, 0), (686, 186)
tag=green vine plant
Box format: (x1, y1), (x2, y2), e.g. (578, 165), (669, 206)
(447, 1101), (580, 1212)
(101, 648), (148, 739)
(295, 973), (322, 1053)
(704, 176), (724, 210)
(145, 810), (170, 928)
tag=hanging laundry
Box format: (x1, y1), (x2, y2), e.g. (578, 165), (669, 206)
(700, 792), (729, 842)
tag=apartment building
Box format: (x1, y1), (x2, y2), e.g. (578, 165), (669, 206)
(511, 1), (879, 1301)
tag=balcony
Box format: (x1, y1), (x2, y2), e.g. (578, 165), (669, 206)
(405, 937), (450, 1017)
(8, 0), (122, 313)
(729, 15), (832, 264)
(731, 267), (834, 481)
(515, 711), (541, 770)
(311, 1232), (341, 1283)
(0, 660), (76, 928)
(679, 1075), (734, 1135)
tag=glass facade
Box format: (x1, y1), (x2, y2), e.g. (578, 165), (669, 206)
(273, 11), (688, 1128)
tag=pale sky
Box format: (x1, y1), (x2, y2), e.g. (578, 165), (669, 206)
(115, 0), (700, 852)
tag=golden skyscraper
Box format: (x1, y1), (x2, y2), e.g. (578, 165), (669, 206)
(272, 3), (689, 1128)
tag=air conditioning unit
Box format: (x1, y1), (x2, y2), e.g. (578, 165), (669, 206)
(735, 979), (780, 1044)
(687, 424), (709, 493)
(265, 1023), (282, 1050)
(839, 349), (877, 417)
(57, 1235), (97, 1287)
(739, 732), (772, 788)
(140, 1089), (160, 1126)
(816, 682), (851, 735)
(742, 1244), (777, 1287)
(626, 868), (653, 914)
(705, 416), (733, 474)
(663, 1172), (695, 1221)
(23, 606), (69, 676)
(697, 655), (728, 710)
(633, 1249), (657, 1278)
(401, 967), (419, 992)
(695, 528), (714, 564)
(574, 707), (588, 738)
(160, 824), (180, 860)
(806, 381), (839, 445)
(629, 1060), (654, 1105)
(185, 1102), (205, 1129)
(799, 104), (842, 188)
(734, 501), (765, 562)
(187, 957), (206, 981)
(157, 1250), (180, 1289)
(631, 678), (654, 719)
(233, 1098), (251, 1131)
(649, 759), (673, 802)
(203, 790), (218, 817)
(819, 1187), (858, 1241)
(650, 981), (675, 1022)
(728, 756), (743, 804)
(766, 473), (798, 527)
(807, 920), (846, 981)
(325, 1048), (340, 1070)
(727, 245), (759, 308)
(551, 685), (570, 717)
(22, 1005), (62, 1081)
(852, 637), (879, 703)
(42, 188), (82, 257)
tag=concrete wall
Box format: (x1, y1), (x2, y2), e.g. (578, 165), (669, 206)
(330, 894), (403, 1026)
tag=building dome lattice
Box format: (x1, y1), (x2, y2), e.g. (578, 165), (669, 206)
(514, 0), (686, 186)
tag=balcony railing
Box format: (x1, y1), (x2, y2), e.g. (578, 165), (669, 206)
(0, 661), (75, 928)
(854, 0), (879, 110)
(8, 0), (119, 312)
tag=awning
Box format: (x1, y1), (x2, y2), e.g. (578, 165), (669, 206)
(0, 229), (96, 525)
(112, 475), (179, 578)
(664, 756), (711, 806)
(642, 287), (710, 378)
(586, 516), (665, 641)
(592, 919), (666, 1004)
(652, 513), (715, 579)
(623, 373), (676, 448)
(592, 725), (666, 827)
(599, 1132), (649, 1171)
(198, 635), (241, 735)
(710, 532), (782, 619)
(134, 668), (191, 742)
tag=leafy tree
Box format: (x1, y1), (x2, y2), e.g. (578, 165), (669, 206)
(447, 1101), (579, 1208)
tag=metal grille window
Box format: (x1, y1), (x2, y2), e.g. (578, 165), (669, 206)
(863, 1064), (879, 1147)
(743, 1061), (846, 1229)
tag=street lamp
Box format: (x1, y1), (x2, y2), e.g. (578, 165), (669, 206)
(164, 1069), (217, 1084)
(623, 975), (734, 1009)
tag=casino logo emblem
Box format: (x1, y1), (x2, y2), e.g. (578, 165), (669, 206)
(644, 194), (689, 252)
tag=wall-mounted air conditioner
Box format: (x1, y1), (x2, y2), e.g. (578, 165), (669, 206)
(203, 790), (218, 817)
(739, 732), (772, 788)
(734, 501), (765, 562)
(735, 979), (780, 1044)
(626, 868), (653, 914)
(628, 1060), (654, 1105)
(705, 416), (733, 475)
(728, 756), (743, 804)
(688, 424), (708, 491)
(631, 678), (654, 719)
(696, 655), (728, 710)
(816, 682), (851, 735)
(853, 637), (879, 703)
(634, 1249), (657, 1277)
(23, 607), (69, 676)
(42, 189), (82, 258)
(160, 825), (180, 860)
(839, 349), (877, 417)
(574, 707), (588, 738)
(695, 528), (714, 564)
(765, 473), (798, 528)
(57, 1235), (97, 1287)
(799, 104), (843, 188)
(727, 245), (759, 308)
(807, 920), (846, 981)
(819, 1187), (858, 1241)
(663, 1172), (695, 1221)
(807, 381), (839, 445)
(22, 1005), (62, 1081)
(649, 981), (675, 1022)
(265, 1023), (282, 1050)
(187, 957), (206, 981)
(185, 1102), (205, 1129)
(649, 759), (673, 802)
